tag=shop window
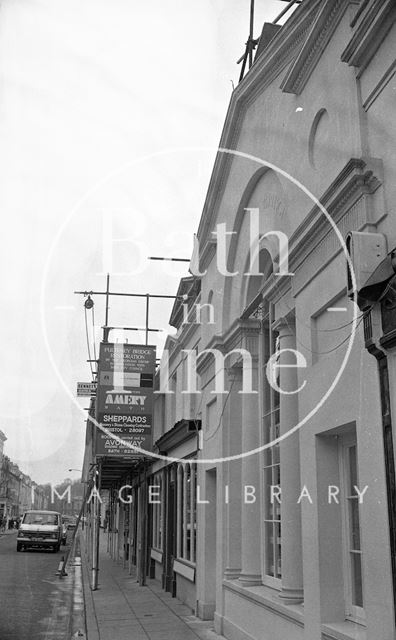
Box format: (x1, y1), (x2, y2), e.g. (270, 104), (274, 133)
(177, 462), (196, 564)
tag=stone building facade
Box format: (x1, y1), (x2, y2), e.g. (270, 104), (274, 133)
(149, 2), (396, 640)
(82, 2), (396, 639)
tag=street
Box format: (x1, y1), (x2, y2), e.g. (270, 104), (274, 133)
(0, 531), (75, 640)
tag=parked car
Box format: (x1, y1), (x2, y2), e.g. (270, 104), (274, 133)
(65, 516), (77, 530)
(16, 510), (62, 553)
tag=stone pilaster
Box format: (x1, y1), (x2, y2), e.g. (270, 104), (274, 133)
(274, 315), (304, 604)
(239, 358), (262, 586)
(224, 366), (242, 580)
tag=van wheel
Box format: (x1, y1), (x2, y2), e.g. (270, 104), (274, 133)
(16, 543), (22, 552)
(54, 544), (60, 553)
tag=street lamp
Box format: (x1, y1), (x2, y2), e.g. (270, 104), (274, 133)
(84, 295), (94, 309)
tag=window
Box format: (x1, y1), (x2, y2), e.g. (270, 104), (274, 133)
(167, 373), (177, 427)
(261, 302), (281, 585)
(151, 472), (163, 551)
(340, 436), (365, 622)
(177, 462), (196, 564)
(23, 512), (58, 525)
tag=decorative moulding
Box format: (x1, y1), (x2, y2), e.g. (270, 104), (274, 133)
(341, 0), (396, 75)
(281, 0), (347, 95)
(200, 237), (217, 271)
(363, 59), (396, 111)
(154, 419), (201, 455)
(196, 318), (261, 376)
(290, 157), (383, 258)
(350, 0), (370, 29)
(289, 157), (384, 295)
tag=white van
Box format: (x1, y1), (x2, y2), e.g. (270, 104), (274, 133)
(17, 510), (62, 552)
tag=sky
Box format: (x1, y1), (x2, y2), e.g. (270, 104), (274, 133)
(0, 0), (292, 484)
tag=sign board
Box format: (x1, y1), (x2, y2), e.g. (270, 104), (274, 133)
(95, 343), (156, 456)
(77, 382), (97, 397)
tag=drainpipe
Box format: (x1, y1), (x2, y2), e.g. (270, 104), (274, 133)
(363, 308), (396, 624)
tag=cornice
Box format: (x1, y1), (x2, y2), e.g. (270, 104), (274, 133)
(175, 310), (201, 348)
(380, 329), (396, 352)
(281, 0), (347, 95)
(350, 0), (370, 28)
(341, 0), (396, 75)
(240, 22), (311, 107)
(197, 318), (260, 375)
(289, 157), (383, 295)
(290, 157), (382, 260)
(154, 419), (201, 455)
(200, 238), (217, 271)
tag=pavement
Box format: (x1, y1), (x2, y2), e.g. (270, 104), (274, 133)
(81, 533), (225, 640)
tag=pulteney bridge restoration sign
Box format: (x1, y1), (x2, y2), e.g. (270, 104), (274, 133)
(95, 342), (156, 456)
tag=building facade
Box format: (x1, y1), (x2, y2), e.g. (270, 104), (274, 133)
(0, 433), (48, 520)
(149, 2), (396, 640)
(82, 2), (396, 639)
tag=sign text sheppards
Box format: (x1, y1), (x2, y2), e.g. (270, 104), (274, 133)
(95, 343), (156, 456)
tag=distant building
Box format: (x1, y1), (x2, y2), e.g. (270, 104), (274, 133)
(0, 431), (6, 460)
(0, 434), (49, 519)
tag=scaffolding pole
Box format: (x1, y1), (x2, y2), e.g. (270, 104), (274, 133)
(91, 462), (101, 590)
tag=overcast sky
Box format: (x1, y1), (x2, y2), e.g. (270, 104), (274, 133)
(0, 0), (290, 484)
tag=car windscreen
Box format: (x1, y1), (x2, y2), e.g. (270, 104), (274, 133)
(23, 513), (59, 525)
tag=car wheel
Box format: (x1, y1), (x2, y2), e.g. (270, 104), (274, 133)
(16, 543), (22, 552)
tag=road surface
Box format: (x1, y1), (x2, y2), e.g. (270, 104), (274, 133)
(0, 530), (75, 640)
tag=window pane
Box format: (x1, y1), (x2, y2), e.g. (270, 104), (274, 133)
(351, 552), (363, 607)
(266, 522), (274, 577)
(179, 477), (184, 556)
(348, 446), (358, 493)
(262, 306), (281, 581)
(186, 469), (191, 559)
(275, 522), (282, 579)
(349, 498), (360, 551)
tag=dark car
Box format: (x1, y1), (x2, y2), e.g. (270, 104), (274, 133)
(64, 516), (77, 531)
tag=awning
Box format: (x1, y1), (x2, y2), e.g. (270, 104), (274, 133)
(358, 249), (396, 309)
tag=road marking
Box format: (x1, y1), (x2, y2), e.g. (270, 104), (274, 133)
(327, 307), (347, 312)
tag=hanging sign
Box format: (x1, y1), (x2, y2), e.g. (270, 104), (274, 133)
(77, 382), (97, 397)
(95, 343), (156, 456)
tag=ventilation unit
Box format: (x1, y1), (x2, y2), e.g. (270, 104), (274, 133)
(346, 231), (388, 301)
